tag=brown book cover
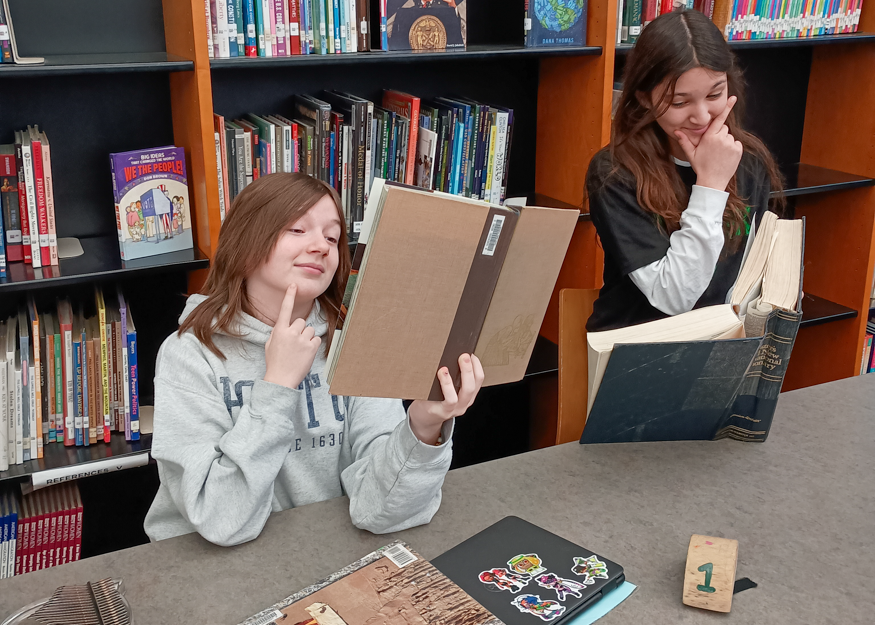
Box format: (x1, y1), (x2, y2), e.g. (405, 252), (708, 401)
(327, 185), (578, 400)
(239, 542), (499, 625)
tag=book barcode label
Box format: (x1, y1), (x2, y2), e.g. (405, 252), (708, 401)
(524, 18), (532, 31)
(248, 24), (256, 37)
(361, 20), (368, 34)
(0, 25), (9, 40)
(290, 23), (300, 36)
(249, 609), (284, 625)
(383, 544), (417, 568)
(353, 221), (363, 233)
(237, 33), (245, 45)
(482, 215), (505, 256)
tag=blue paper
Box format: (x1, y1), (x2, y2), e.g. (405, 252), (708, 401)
(566, 581), (637, 624)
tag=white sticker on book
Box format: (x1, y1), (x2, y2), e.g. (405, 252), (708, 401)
(361, 20), (368, 34)
(353, 221), (363, 234)
(290, 23), (300, 35)
(383, 544), (417, 568)
(482, 215), (505, 256)
(524, 18), (532, 31)
(248, 24), (256, 37)
(249, 609), (285, 625)
(0, 25), (9, 40)
(237, 33), (244, 45)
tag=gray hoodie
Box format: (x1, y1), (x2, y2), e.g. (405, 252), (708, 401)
(143, 294), (454, 546)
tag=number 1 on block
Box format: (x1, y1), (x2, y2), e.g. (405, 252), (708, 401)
(682, 535), (738, 613)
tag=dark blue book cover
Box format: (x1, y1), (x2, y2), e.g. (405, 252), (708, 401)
(525, 0), (588, 47)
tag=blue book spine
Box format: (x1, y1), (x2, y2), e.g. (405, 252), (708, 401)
(329, 130), (336, 188)
(81, 330), (89, 447)
(244, 0), (258, 54)
(226, 0), (240, 56)
(459, 107), (472, 196)
(338, 0), (347, 52)
(299, 0), (309, 54)
(254, 0), (267, 56)
(73, 339), (82, 447)
(452, 120), (464, 195)
(380, 0), (388, 50)
(129, 329), (139, 442)
(0, 496), (8, 579)
(9, 496), (17, 577)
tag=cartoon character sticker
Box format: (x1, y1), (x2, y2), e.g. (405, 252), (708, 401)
(479, 567), (531, 593)
(511, 594), (566, 622)
(508, 553), (547, 576)
(534, 573), (588, 601)
(571, 555), (609, 584)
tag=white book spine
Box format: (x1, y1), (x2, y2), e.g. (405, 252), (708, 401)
(205, 0), (215, 58)
(6, 360), (14, 465)
(15, 367), (22, 465)
(263, 0), (274, 56)
(284, 125), (293, 173)
(28, 365), (36, 459)
(21, 144), (42, 268)
(243, 131), (253, 183)
(364, 104), (374, 201)
(0, 360), (7, 471)
(216, 0), (231, 58)
(347, 0), (357, 52)
(491, 112), (509, 204)
(215, 132), (227, 222)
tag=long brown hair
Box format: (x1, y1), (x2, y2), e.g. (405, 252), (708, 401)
(179, 173), (351, 359)
(610, 9), (784, 240)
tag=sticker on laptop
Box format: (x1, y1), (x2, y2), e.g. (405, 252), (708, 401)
(534, 573), (587, 600)
(508, 553), (547, 576)
(479, 567), (531, 593)
(511, 594), (566, 621)
(571, 555), (609, 584)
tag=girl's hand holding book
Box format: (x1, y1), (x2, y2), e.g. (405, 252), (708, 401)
(674, 96), (743, 193)
(408, 354), (485, 445)
(263, 284), (322, 390)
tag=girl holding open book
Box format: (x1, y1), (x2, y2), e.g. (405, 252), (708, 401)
(144, 173), (484, 547)
(586, 10), (784, 332)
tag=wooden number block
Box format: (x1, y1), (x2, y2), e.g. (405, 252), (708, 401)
(682, 534), (739, 613)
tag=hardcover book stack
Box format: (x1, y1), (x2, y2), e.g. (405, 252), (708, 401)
(0, 286), (140, 473)
(203, 0), (371, 57)
(0, 127), (61, 278)
(0, 482), (83, 578)
(215, 89), (514, 238)
(615, 0), (865, 44)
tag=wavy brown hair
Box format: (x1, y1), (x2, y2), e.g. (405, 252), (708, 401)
(611, 9), (784, 242)
(179, 173), (351, 359)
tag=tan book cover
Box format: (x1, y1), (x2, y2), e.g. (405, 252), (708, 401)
(327, 184), (578, 400)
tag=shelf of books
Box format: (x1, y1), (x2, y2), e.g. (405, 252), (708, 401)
(0, 53), (194, 76)
(210, 44), (603, 68)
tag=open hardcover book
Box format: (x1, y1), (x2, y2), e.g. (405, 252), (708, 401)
(582, 213), (805, 443)
(325, 180), (578, 401)
(238, 542), (502, 625)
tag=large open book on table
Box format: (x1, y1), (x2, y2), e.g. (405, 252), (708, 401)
(582, 213), (804, 443)
(325, 180), (578, 400)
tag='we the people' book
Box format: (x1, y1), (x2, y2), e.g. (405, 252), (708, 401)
(109, 147), (193, 261)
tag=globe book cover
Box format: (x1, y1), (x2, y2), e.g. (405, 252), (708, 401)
(109, 147), (193, 261)
(525, 0), (588, 47)
(239, 542), (502, 625)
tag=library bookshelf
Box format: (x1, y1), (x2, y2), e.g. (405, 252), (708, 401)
(2, 0), (873, 557)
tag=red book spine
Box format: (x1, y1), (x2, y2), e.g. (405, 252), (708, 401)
(73, 485), (83, 562)
(0, 153), (23, 262)
(291, 123), (299, 172)
(59, 493), (70, 565)
(288, 0), (301, 54)
(29, 137), (51, 266)
(15, 509), (27, 575)
(14, 141), (32, 264)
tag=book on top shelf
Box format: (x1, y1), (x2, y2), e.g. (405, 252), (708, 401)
(384, 0), (466, 51)
(582, 214), (805, 444)
(525, 0), (589, 47)
(109, 147), (193, 261)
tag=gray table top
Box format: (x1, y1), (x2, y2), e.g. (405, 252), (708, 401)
(1, 374), (873, 624)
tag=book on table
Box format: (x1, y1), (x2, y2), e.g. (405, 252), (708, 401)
(582, 212), (805, 443)
(325, 179), (579, 401)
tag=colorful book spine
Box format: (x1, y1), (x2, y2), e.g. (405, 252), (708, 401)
(288, 0), (301, 53)
(226, 0), (240, 55)
(243, 0), (257, 55)
(0, 2), (12, 63)
(27, 132), (50, 267)
(39, 134), (59, 265)
(266, 0), (277, 55)
(275, 0), (287, 55)
(72, 333), (83, 447)
(20, 137), (40, 267)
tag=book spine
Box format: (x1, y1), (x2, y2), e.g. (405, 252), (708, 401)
(275, 0), (287, 55)
(205, 0), (215, 57)
(266, 0), (277, 55)
(0, 359), (6, 471)
(129, 328), (139, 441)
(0, 3), (12, 63)
(244, 0), (257, 55)
(40, 141), (59, 265)
(29, 136), (50, 266)
(14, 140), (31, 264)
(235, 0), (246, 50)
(15, 363), (23, 464)
(226, 0), (239, 56)
(380, 0), (388, 49)
(491, 112), (509, 204)
(21, 143), (40, 267)
(0, 194), (5, 276)
(356, 0), (368, 51)
(81, 329), (89, 446)
(288, 0), (302, 53)
(28, 364), (36, 460)
(30, 313), (43, 457)
(61, 319), (74, 446)
(109, 157), (126, 259)
(714, 310), (801, 442)
(73, 337), (82, 447)
(53, 331), (62, 442)
(1, 153), (23, 263)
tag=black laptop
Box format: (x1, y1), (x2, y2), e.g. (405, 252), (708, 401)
(431, 516), (625, 623)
